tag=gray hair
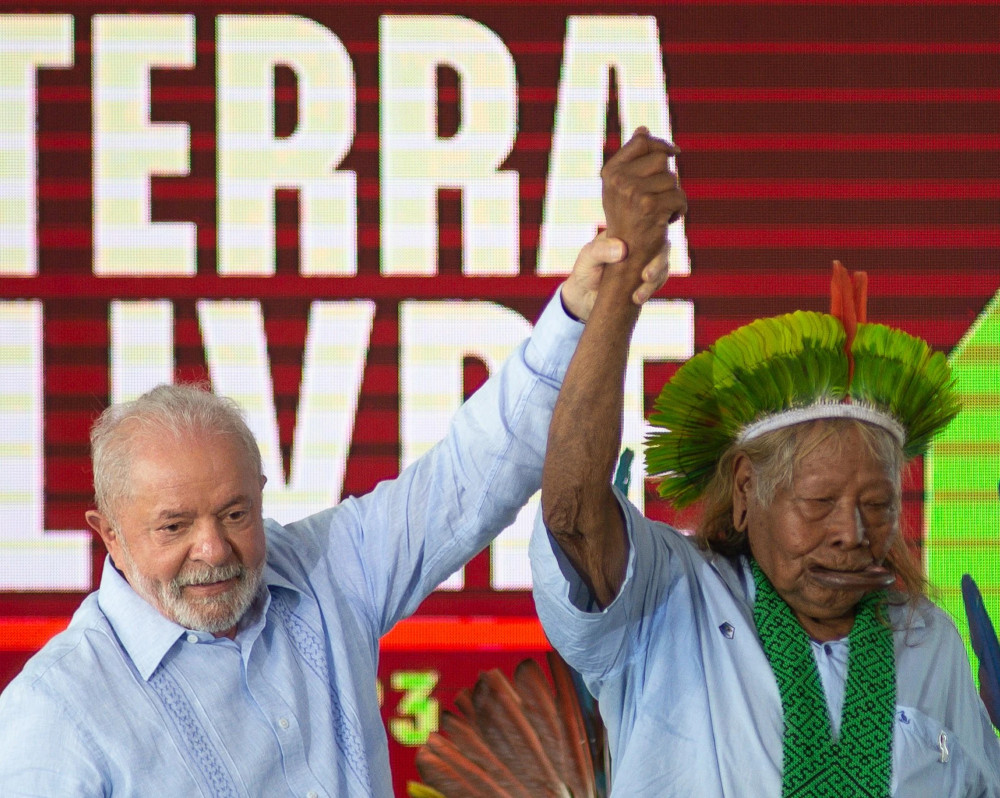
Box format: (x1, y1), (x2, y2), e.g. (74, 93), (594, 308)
(90, 383), (262, 524)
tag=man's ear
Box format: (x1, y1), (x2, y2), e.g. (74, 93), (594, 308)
(86, 510), (119, 556)
(731, 454), (753, 532)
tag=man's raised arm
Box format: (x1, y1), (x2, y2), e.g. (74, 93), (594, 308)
(541, 129), (687, 608)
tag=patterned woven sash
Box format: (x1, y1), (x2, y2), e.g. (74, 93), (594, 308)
(751, 561), (895, 797)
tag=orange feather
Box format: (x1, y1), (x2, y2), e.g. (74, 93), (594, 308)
(408, 654), (604, 798)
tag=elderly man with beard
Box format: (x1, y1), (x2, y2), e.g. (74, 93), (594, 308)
(0, 164), (687, 796)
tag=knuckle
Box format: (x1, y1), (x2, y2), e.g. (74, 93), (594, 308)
(611, 172), (631, 194)
(651, 151), (670, 171)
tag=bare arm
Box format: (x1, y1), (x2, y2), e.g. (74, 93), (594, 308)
(541, 130), (686, 607)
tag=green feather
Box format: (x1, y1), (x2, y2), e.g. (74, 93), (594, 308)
(647, 312), (849, 507)
(647, 309), (960, 508)
(851, 323), (960, 458)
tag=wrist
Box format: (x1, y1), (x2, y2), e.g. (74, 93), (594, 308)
(558, 284), (585, 322)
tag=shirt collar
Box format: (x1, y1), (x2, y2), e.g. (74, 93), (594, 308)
(97, 556), (187, 680)
(97, 554), (304, 681)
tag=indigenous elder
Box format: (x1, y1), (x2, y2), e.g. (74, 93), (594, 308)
(0, 230), (684, 796)
(531, 135), (1000, 796)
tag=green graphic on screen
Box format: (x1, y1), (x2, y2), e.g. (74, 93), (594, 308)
(925, 286), (1000, 675)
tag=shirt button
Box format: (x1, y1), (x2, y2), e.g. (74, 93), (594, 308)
(186, 633), (198, 644)
(278, 717), (290, 729)
(306, 792), (318, 798)
(823, 644), (833, 656)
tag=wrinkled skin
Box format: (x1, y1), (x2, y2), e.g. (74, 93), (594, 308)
(733, 425), (899, 642)
(86, 428), (267, 639)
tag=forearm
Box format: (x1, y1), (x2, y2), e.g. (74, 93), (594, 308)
(542, 262), (643, 607)
(542, 128), (683, 607)
(347, 291), (584, 629)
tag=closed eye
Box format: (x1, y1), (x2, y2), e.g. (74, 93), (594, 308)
(862, 501), (897, 521)
(796, 497), (835, 520)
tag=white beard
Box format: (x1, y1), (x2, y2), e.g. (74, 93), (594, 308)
(115, 539), (264, 634)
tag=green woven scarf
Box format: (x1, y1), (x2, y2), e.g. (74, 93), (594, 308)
(751, 561), (896, 797)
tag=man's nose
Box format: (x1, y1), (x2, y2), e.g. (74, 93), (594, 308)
(828, 503), (868, 549)
(190, 520), (233, 565)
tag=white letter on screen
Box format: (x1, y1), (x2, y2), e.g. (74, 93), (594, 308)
(216, 15), (356, 276)
(380, 16), (518, 276)
(399, 300), (532, 589)
(197, 300), (374, 523)
(537, 16), (689, 277)
(622, 300), (694, 517)
(0, 302), (91, 590)
(92, 15), (195, 276)
(110, 300), (175, 403)
(0, 15), (73, 276)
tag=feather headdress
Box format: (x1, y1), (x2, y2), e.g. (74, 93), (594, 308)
(407, 651), (604, 798)
(646, 262), (961, 508)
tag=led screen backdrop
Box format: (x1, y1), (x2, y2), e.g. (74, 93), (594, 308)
(1, 0), (998, 791)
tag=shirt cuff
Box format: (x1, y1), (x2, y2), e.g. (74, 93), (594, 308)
(530, 487), (638, 617)
(524, 290), (585, 383)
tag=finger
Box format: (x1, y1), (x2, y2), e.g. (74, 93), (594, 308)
(633, 131), (680, 159)
(608, 128), (675, 169)
(578, 231), (627, 267)
(633, 282), (658, 306)
(620, 168), (680, 194)
(603, 133), (680, 185)
(616, 149), (681, 183)
(629, 126), (680, 155)
(605, 131), (654, 171)
(642, 251), (669, 288)
(630, 183), (687, 227)
(667, 187), (688, 225)
(644, 138), (681, 157)
(633, 251), (669, 305)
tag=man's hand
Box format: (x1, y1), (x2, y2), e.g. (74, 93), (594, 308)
(602, 127), (686, 269)
(560, 232), (669, 322)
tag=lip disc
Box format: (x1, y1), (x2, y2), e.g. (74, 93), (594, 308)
(809, 564), (896, 591)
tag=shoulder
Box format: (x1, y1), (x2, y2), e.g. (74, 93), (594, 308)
(263, 508), (382, 634)
(5, 594), (115, 692)
(618, 498), (732, 591)
(615, 492), (706, 559)
(263, 506), (356, 577)
(0, 604), (113, 787)
(888, 595), (966, 651)
(889, 596), (983, 709)
(0, 593), (123, 747)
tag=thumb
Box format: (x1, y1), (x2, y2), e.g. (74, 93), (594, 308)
(587, 235), (627, 266)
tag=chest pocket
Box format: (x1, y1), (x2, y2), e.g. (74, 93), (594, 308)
(892, 706), (983, 798)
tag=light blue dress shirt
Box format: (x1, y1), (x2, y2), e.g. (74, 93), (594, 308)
(0, 293), (583, 798)
(531, 488), (1000, 797)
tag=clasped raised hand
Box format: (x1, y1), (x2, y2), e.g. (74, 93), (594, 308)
(601, 127), (686, 269)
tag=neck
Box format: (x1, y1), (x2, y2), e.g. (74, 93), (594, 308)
(794, 610), (856, 643)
